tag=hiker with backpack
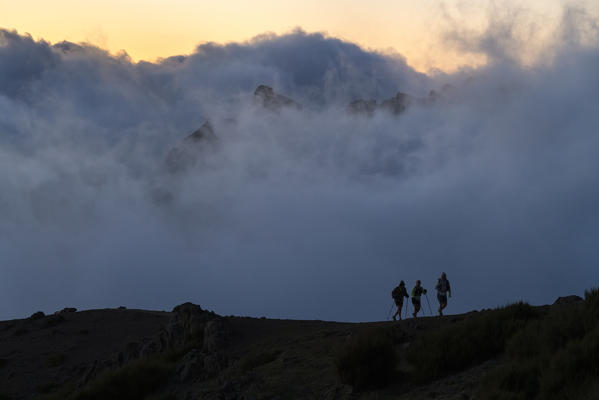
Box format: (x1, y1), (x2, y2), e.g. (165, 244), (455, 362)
(435, 272), (452, 316)
(411, 280), (427, 318)
(391, 281), (409, 321)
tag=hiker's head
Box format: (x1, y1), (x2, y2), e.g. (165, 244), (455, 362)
(441, 272), (447, 279)
(400, 280), (405, 286)
(416, 280), (421, 286)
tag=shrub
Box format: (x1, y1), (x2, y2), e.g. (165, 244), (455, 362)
(74, 359), (174, 400)
(539, 326), (599, 400)
(506, 302), (587, 361)
(583, 288), (599, 324)
(478, 289), (599, 399)
(335, 328), (399, 390)
(477, 360), (539, 400)
(406, 302), (538, 382)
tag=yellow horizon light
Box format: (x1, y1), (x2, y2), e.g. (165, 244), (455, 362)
(0, 0), (591, 72)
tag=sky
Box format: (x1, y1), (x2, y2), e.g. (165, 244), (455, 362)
(1, 2), (599, 322)
(2, 0), (594, 72)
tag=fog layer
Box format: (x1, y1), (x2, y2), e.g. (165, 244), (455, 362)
(1, 13), (598, 321)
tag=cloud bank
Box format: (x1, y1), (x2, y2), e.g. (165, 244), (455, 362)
(1, 13), (598, 321)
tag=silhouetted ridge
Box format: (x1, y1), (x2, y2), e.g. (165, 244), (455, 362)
(165, 121), (217, 174)
(254, 85), (302, 111)
(164, 84), (452, 175)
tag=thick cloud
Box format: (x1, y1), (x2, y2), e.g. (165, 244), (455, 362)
(0, 17), (598, 322)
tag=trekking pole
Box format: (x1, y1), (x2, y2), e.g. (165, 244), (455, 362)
(387, 301), (395, 320)
(404, 301), (408, 319)
(425, 293), (433, 316)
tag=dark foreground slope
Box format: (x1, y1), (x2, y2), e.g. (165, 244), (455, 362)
(0, 292), (596, 400)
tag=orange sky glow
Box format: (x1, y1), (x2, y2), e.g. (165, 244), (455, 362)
(0, 0), (595, 72)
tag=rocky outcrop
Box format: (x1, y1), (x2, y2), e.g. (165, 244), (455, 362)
(163, 84), (447, 179)
(28, 311), (45, 320)
(56, 307), (77, 314)
(165, 121), (217, 174)
(380, 92), (415, 115)
(553, 295), (584, 306)
(347, 99), (377, 116)
(254, 85), (302, 112)
(80, 303), (229, 389)
(348, 85), (453, 117)
(164, 85), (301, 175)
(164, 302), (219, 350)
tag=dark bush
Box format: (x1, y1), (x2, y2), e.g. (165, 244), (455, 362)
(478, 288), (599, 399)
(29, 311), (45, 320)
(539, 326), (599, 400)
(335, 328), (398, 390)
(74, 359), (174, 400)
(506, 305), (584, 360)
(406, 302), (537, 382)
(477, 360), (539, 400)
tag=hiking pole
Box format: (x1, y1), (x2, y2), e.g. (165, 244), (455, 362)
(387, 301), (395, 320)
(425, 293), (433, 316)
(404, 301), (408, 319)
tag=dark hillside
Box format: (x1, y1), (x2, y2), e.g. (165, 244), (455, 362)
(0, 293), (596, 400)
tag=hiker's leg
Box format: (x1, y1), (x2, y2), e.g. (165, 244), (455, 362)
(437, 294), (447, 315)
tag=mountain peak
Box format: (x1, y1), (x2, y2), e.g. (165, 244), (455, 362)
(254, 85), (302, 111)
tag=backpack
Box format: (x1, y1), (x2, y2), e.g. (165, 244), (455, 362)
(437, 279), (450, 293)
(392, 287), (401, 300)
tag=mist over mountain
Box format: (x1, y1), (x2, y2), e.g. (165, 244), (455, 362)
(1, 8), (599, 321)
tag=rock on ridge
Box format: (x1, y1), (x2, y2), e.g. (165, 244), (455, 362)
(83, 303), (229, 387)
(254, 85), (302, 111)
(553, 295), (584, 306)
(165, 120), (217, 174)
(347, 99), (377, 116)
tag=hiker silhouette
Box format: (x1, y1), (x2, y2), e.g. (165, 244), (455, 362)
(435, 272), (452, 316)
(391, 281), (409, 320)
(411, 280), (427, 318)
